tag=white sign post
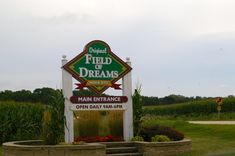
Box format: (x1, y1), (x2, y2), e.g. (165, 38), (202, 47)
(61, 40), (133, 143)
(62, 55), (74, 143)
(122, 58), (133, 141)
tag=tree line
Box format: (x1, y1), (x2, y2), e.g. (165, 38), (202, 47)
(142, 94), (198, 106)
(0, 88), (104, 105)
(0, 88), (231, 105)
(0, 88), (60, 105)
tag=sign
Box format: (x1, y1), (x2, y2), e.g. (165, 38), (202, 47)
(71, 103), (126, 111)
(62, 40), (132, 94)
(62, 40), (134, 142)
(216, 97), (223, 105)
(70, 96), (128, 104)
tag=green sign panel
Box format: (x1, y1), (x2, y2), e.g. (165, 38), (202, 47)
(63, 40), (132, 94)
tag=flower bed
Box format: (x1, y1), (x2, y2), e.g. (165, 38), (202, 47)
(74, 135), (123, 142)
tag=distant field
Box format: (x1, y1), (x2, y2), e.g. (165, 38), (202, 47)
(143, 98), (235, 120)
(142, 118), (235, 156)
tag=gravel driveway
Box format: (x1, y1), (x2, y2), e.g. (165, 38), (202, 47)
(188, 121), (235, 125)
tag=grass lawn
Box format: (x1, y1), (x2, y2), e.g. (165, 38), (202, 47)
(142, 118), (235, 156)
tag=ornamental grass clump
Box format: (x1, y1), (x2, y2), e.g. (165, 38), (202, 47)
(42, 91), (64, 145)
(132, 85), (143, 136)
(131, 136), (144, 141)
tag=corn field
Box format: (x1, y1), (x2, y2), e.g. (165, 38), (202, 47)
(0, 101), (45, 144)
(144, 98), (235, 116)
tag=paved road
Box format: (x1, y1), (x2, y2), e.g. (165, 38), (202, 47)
(188, 121), (235, 125)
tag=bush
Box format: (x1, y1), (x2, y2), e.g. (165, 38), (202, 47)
(131, 136), (144, 141)
(139, 125), (184, 141)
(0, 101), (45, 144)
(151, 135), (170, 142)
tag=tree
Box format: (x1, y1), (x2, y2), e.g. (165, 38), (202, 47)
(12, 90), (32, 102)
(33, 88), (60, 105)
(0, 90), (13, 101)
(142, 96), (159, 106)
(73, 89), (96, 96)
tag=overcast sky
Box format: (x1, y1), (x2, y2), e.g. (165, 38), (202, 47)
(1, 0), (235, 97)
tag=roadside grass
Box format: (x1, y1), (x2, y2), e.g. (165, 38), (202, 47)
(0, 146), (2, 156)
(142, 117), (235, 156)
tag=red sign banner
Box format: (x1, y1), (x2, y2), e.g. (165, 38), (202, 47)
(70, 96), (128, 104)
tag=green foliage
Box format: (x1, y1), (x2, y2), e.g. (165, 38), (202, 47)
(73, 89), (98, 96)
(0, 88), (61, 105)
(0, 101), (45, 144)
(142, 94), (199, 106)
(42, 91), (64, 145)
(131, 136), (144, 141)
(144, 97), (235, 117)
(142, 96), (159, 106)
(151, 135), (170, 142)
(132, 86), (143, 135)
(139, 124), (184, 141)
(33, 88), (59, 105)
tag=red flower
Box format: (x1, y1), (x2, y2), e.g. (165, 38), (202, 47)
(74, 135), (124, 143)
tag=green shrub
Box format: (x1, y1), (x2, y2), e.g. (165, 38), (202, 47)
(0, 101), (45, 144)
(151, 135), (170, 142)
(131, 136), (144, 141)
(139, 125), (184, 141)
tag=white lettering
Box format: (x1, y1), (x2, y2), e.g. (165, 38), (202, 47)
(85, 54), (92, 64)
(79, 68), (119, 78)
(89, 47), (107, 54)
(84, 54), (112, 65)
(113, 71), (119, 78)
(79, 67), (88, 77)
